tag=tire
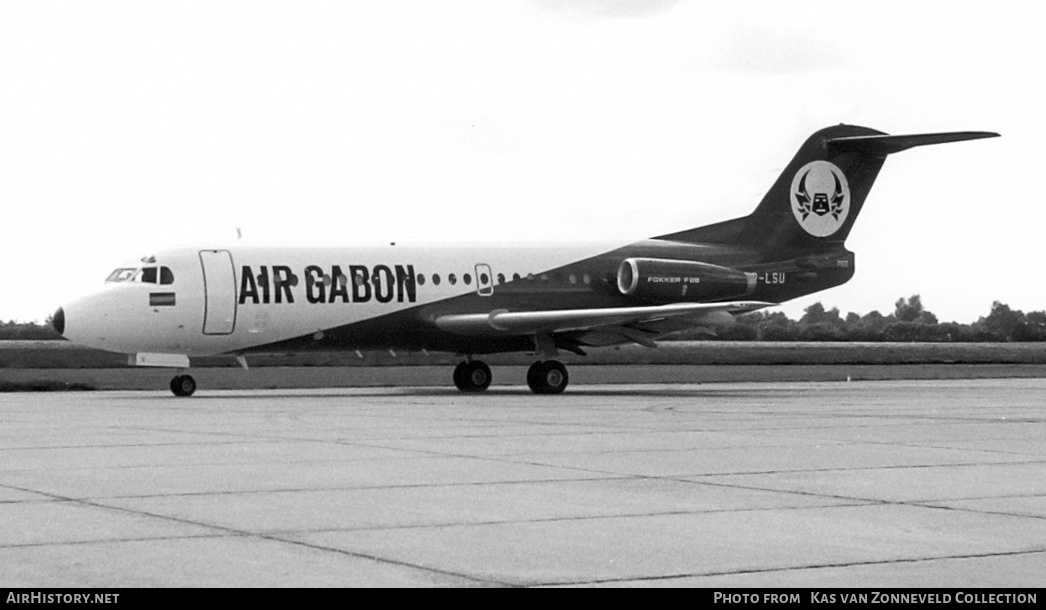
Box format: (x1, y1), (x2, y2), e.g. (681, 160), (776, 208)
(453, 362), (467, 390)
(543, 359), (569, 393)
(460, 361), (491, 392)
(526, 361), (544, 393)
(541, 360), (568, 394)
(170, 374), (197, 397)
(527, 361), (568, 394)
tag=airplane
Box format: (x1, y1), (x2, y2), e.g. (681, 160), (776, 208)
(52, 124), (998, 396)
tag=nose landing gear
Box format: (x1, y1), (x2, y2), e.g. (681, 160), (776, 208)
(170, 374), (197, 397)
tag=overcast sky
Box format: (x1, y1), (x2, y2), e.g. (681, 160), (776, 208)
(1, 1), (1041, 323)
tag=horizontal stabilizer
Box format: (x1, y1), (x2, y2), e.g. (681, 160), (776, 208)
(827, 131), (999, 156)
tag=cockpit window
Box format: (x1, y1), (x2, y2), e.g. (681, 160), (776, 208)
(138, 267), (158, 284)
(107, 265), (174, 284)
(106, 268), (138, 283)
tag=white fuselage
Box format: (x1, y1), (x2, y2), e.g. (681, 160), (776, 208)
(60, 241), (624, 357)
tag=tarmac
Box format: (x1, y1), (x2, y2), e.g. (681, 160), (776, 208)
(1, 378), (1044, 587)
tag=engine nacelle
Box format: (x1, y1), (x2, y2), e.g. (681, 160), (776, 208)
(617, 258), (756, 302)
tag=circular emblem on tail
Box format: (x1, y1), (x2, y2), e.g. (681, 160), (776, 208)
(791, 161), (850, 237)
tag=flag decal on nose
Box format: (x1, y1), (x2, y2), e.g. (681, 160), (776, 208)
(150, 293), (176, 306)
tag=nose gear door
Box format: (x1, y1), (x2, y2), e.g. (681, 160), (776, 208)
(199, 250), (237, 334)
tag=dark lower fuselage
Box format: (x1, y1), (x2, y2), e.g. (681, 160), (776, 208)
(236, 239), (855, 356)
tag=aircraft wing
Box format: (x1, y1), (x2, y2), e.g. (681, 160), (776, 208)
(434, 301), (773, 338)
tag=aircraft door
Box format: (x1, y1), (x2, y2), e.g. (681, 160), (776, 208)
(199, 250), (237, 335)
(475, 264), (494, 297)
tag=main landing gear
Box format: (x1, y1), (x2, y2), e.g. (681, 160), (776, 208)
(526, 361), (569, 394)
(451, 360), (569, 394)
(170, 374), (197, 397)
(453, 361), (492, 392)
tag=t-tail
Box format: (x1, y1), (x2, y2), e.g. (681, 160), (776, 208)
(658, 124), (999, 258)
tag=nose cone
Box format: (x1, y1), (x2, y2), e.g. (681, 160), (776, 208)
(52, 307), (65, 336)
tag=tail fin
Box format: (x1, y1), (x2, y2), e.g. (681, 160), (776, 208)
(658, 124), (998, 256)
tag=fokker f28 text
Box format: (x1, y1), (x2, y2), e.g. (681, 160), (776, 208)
(53, 125), (998, 395)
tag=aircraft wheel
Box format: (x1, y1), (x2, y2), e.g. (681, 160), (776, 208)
(170, 374), (197, 397)
(526, 361), (544, 391)
(463, 361), (492, 392)
(456, 361), (491, 392)
(452, 362), (468, 390)
(527, 361), (568, 394)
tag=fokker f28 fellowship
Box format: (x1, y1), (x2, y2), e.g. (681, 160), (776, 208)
(53, 125), (997, 396)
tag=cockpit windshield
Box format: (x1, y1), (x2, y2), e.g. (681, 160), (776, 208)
(106, 268), (138, 282)
(106, 266), (175, 284)
(135, 267), (157, 283)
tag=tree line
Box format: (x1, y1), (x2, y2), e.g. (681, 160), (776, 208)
(1, 295), (1043, 342)
(705, 296), (1046, 342)
(0, 318), (63, 340)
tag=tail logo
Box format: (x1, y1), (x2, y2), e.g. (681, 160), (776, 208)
(791, 161), (850, 237)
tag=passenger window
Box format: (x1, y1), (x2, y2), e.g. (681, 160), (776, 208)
(449, 273), (457, 285)
(464, 273), (472, 285)
(432, 274), (441, 286)
(160, 267), (174, 285)
(417, 274), (426, 286)
(497, 273), (505, 284)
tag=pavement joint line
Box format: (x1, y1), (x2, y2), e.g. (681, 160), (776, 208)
(248, 532), (511, 587)
(3, 442), (1042, 493)
(372, 441), (1046, 486)
(671, 480), (1046, 524)
(603, 456), (1043, 478)
(2, 495), (1039, 552)
(3, 476), (896, 546)
(915, 491), (1046, 503)
(0, 484), (255, 538)
(0, 475), (639, 502)
(0, 533), (242, 551)
(526, 547), (1046, 587)
(100, 423), (656, 444)
(0, 455), (466, 475)
(651, 477), (907, 506)
(2, 483), (888, 524)
(254, 502), (880, 537)
(351, 437), (1046, 462)
(0, 482), (508, 587)
(96, 408), (1043, 436)
(797, 438), (1046, 459)
(903, 500), (1046, 522)
(0, 439), (311, 452)
(679, 458), (1046, 477)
